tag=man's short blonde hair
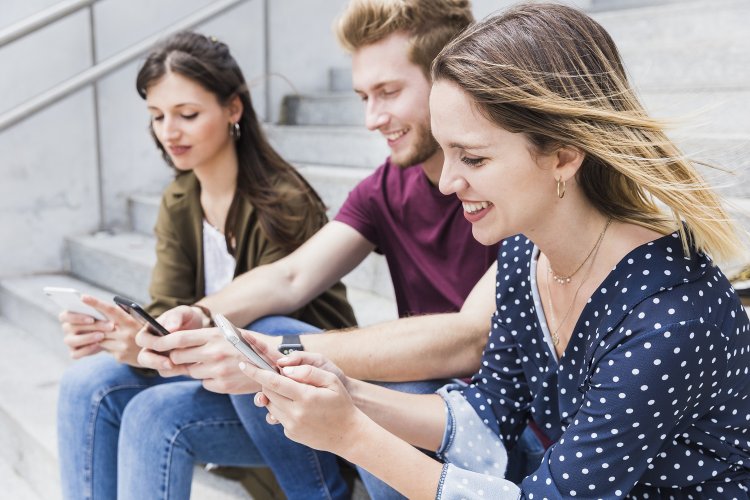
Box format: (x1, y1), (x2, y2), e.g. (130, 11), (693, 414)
(335, 0), (474, 78)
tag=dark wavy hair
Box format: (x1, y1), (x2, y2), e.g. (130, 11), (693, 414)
(136, 31), (327, 254)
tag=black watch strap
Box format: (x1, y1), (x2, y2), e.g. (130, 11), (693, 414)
(278, 334), (304, 355)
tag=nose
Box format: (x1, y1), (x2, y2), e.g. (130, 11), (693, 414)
(438, 159), (468, 196)
(364, 98), (388, 131)
(161, 115), (181, 142)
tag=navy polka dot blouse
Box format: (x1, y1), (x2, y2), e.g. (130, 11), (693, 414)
(438, 233), (750, 498)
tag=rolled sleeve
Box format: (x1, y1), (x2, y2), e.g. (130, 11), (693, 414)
(435, 385), (518, 499)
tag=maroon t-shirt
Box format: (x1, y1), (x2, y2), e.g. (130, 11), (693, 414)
(335, 158), (498, 317)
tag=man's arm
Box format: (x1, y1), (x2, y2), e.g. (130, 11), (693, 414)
(199, 221), (374, 327)
(264, 262), (497, 381)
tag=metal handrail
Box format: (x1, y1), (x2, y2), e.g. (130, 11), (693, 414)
(0, 0), (97, 47)
(0, 0), (249, 132)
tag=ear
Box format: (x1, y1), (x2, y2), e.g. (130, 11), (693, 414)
(550, 145), (585, 183)
(226, 94), (243, 123)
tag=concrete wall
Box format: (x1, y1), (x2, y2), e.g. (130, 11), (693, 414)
(0, 0), (264, 276)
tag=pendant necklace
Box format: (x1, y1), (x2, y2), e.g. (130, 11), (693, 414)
(545, 217), (612, 346)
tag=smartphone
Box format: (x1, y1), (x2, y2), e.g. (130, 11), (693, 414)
(213, 313), (277, 372)
(113, 295), (170, 336)
(43, 286), (107, 321)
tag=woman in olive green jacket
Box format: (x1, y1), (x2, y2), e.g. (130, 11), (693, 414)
(56, 31), (355, 500)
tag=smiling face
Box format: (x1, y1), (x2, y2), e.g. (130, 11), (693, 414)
(146, 71), (241, 172)
(431, 81), (559, 245)
(351, 32), (439, 169)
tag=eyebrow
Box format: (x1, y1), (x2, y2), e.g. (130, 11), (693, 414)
(448, 142), (491, 151)
(146, 102), (200, 111)
(353, 79), (403, 94)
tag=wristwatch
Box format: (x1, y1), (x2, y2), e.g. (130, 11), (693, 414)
(278, 334), (304, 355)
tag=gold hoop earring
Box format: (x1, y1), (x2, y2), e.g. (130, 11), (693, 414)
(556, 177), (566, 199)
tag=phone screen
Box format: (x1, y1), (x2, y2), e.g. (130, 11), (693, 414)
(113, 296), (170, 336)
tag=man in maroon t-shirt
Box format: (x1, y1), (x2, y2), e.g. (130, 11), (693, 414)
(136, 1), (510, 497)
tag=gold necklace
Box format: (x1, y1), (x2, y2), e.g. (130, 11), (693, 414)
(545, 217), (612, 346)
(549, 218), (613, 285)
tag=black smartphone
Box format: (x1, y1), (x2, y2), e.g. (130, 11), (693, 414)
(113, 295), (170, 336)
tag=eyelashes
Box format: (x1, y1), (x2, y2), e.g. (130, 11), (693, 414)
(461, 156), (486, 167)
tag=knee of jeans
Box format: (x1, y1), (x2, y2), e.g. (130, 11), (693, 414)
(59, 355), (128, 408)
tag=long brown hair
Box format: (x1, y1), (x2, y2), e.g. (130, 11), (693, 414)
(432, 3), (743, 263)
(137, 31), (326, 254)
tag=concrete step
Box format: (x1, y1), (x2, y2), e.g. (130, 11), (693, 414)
(0, 318), (255, 500)
(65, 231), (396, 325)
(0, 455), (42, 500)
(281, 92), (363, 126)
(266, 124), (388, 168)
(128, 192), (159, 235)
(638, 89), (750, 135)
(275, 88), (750, 134)
(67, 232), (155, 304)
(0, 273), (115, 360)
(621, 38), (750, 90)
(593, 0), (749, 50)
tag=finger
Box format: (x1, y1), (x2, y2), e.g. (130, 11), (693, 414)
(146, 328), (216, 352)
(280, 364), (338, 389)
(238, 360), (302, 400)
(59, 310), (95, 325)
(62, 321), (111, 336)
(240, 330), (282, 364)
(63, 331), (104, 348)
(157, 305), (196, 332)
(276, 351), (326, 368)
(254, 392), (270, 407)
(266, 412), (280, 425)
(80, 295), (129, 322)
(70, 343), (103, 359)
(137, 348), (174, 371)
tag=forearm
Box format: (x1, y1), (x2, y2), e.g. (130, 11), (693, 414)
(198, 262), (308, 326)
(349, 379), (447, 451)
(300, 312), (487, 381)
(342, 414), (444, 499)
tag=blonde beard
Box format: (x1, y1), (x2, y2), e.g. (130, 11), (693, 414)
(391, 124), (439, 168)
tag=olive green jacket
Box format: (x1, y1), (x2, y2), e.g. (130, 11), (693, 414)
(147, 172), (356, 330)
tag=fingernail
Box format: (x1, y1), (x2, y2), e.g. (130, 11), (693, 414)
(253, 393), (262, 405)
(282, 366), (297, 375)
(239, 361), (246, 371)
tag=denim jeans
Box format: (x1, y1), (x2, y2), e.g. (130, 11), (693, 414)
(56, 315), (336, 500)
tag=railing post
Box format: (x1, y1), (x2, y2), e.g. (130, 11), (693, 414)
(87, 3), (105, 232)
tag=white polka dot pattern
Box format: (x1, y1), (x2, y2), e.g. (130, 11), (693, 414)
(443, 233), (750, 498)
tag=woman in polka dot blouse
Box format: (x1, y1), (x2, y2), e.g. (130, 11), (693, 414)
(240, 3), (750, 498)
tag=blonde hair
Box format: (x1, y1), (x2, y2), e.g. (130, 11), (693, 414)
(431, 3), (743, 263)
(335, 0), (473, 78)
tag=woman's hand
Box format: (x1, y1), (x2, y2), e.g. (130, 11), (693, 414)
(60, 294), (142, 365)
(240, 358), (367, 456)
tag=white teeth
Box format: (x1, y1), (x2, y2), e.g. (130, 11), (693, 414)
(462, 201), (490, 214)
(385, 129), (407, 140)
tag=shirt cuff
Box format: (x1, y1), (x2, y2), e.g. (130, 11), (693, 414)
(436, 464), (521, 500)
(435, 384), (508, 478)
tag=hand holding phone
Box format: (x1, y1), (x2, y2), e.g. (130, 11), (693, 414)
(113, 295), (170, 336)
(213, 313), (277, 372)
(43, 286), (107, 321)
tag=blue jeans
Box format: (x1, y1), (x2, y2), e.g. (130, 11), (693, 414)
(57, 315), (339, 500)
